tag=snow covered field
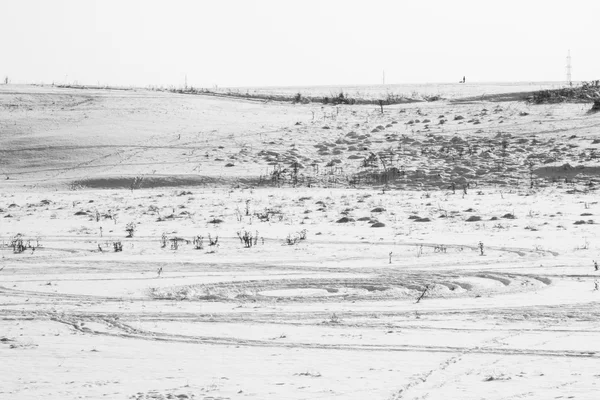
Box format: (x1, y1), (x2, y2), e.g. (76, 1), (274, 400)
(1, 84), (600, 399)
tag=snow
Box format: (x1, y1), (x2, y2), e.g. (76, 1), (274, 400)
(1, 84), (600, 399)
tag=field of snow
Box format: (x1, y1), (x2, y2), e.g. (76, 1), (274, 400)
(1, 84), (600, 399)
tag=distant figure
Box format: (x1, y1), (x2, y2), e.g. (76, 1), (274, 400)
(594, 260), (598, 271)
(463, 76), (466, 84)
(157, 267), (163, 277)
(595, 280), (599, 291)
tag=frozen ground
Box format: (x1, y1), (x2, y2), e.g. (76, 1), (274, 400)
(1, 84), (600, 399)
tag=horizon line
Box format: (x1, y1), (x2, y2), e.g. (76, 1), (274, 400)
(1, 79), (575, 91)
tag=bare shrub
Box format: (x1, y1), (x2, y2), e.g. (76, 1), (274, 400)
(125, 223), (135, 238)
(193, 235), (204, 250)
(208, 234), (219, 246)
(237, 230), (254, 248)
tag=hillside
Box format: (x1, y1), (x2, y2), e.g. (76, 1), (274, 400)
(3, 84), (600, 191)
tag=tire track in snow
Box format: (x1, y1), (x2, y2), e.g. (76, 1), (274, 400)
(32, 312), (598, 359)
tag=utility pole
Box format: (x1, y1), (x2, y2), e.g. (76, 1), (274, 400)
(566, 50), (572, 86)
(382, 70), (385, 85)
(184, 74), (188, 90)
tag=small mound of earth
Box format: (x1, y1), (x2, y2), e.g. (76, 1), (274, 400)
(336, 217), (355, 223)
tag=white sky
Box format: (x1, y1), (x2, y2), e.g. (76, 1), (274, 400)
(2, 0), (599, 88)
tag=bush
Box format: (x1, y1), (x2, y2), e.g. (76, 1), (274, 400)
(11, 235), (26, 253)
(530, 81), (600, 104)
(322, 91), (356, 105)
(125, 223), (135, 238)
(286, 229), (307, 245)
(193, 235), (204, 250)
(208, 234), (219, 246)
(236, 230), (256, 248)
